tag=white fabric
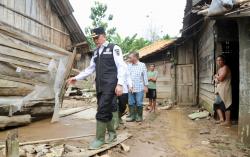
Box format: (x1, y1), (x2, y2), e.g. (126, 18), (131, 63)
(123, 64), (133, 93)
(74, 41), (126, 86)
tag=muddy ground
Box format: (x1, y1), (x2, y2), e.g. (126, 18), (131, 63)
(0, 99), (249, 157)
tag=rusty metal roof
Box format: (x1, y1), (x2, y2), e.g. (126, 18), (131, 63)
(138, 40), (175, 58)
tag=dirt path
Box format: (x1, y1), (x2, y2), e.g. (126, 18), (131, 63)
(0, 102), (249, 157)
(112, 107), (250, 157)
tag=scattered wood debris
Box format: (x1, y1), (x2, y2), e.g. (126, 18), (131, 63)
(65, 132), (132, 157)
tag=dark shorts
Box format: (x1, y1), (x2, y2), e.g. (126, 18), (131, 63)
(146, 89), (157, 100)
(213, 95), (231, 112)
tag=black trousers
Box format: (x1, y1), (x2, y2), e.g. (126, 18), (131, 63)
(96, 92), (116, 122)
(111, 93), (128, 114)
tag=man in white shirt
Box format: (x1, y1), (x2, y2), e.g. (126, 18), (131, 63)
(67, 27), (126, 150)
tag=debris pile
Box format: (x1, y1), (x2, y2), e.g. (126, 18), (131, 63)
(158, 99), (174, 110)
(64, 80), (97, 103)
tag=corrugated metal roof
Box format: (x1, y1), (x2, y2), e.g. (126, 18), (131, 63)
(50, 0), (89, 48)
(138, 40), (175, 58)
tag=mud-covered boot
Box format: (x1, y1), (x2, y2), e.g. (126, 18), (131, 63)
(106, 120), (117, 143)
(126, 106), (136, 122)
(89, 121), (107, 150)
(112, 111), (119, 130)
(136, 106), (143, 122)
(119, 112), (124, 124)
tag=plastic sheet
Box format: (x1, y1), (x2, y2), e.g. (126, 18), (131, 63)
(0, 57), (69, 114)
(208, 0), (234, 16)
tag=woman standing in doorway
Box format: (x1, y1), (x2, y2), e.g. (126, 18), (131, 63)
(214, 55), (232, 126)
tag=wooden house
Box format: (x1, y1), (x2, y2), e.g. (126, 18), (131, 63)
(174, 0), (250, 145)
(138, 40), (176, 101)
(138, 0), (250, 145)
(0, 0), (90, 127)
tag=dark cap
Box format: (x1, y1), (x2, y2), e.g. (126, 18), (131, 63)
(91, 27), (105, 37)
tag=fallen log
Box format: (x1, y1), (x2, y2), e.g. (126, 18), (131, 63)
(0, 115), (31, 129)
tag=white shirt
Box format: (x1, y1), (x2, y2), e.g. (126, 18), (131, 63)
(74, 41), (126, 86)
(123, 64), (133, 93)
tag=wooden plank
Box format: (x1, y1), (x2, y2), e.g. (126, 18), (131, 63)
(0, 45), (51, 64)
(0, 74), (43, 85)
(0, 134), (96, 149)
(0, 25), (71, 56)
(0, 55), (48, 71)
(200, 83), (215, 93)
(66, 132), (132, 157)
(0, 79), (34, 96)
(200, 88), (215, 100)
(0, 33), (54, 59)
(0, 62), (49, 84)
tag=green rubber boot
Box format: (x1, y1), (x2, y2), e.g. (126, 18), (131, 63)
(106, 120), (117, 143)
(112, 111), (119, 130)
(126, 106), (136, 122)
(136, 106), (143, 122)
(119, 112), (124, 124)
(89, 121), (106, 150)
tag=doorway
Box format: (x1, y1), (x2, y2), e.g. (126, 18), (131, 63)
(215, 20), (239, 121)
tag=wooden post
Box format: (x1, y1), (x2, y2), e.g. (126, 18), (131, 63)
(5, 129), (19, 157)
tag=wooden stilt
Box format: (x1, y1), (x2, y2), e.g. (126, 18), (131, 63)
(5, 129), (19, 157)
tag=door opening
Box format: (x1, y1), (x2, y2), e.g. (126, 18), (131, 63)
(215, 20), (239, 121)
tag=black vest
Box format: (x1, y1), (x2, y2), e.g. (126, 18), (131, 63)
(94, 43), (118, 93)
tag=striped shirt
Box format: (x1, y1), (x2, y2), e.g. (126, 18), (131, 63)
(128, 61), (148, 92)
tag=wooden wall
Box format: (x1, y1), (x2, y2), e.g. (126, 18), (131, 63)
(154, 61), (172, 99)
(197, 21), (215, 112)
(176, 40), (195, 105)
(0, 0), (72, 49)
(140, 51), (173, 100)
(238, 17), (250, 145)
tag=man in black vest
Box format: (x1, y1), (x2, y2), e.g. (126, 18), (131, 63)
(67, 27), (125, 149)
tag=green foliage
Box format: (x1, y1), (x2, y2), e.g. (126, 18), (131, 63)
(85, 1), (116, 49)
(112, 34), (151, 54)
(85, 1), (151, 53)
(163, 34), (171, 40)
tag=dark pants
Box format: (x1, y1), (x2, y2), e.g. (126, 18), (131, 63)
(96, 92), (116, 122)
(118, 93), (128, 114)
(111, 93), (128, 114)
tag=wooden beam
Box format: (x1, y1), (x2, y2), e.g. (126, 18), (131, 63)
(0, 3), (69, 36)
(0, 74), (44, 86)
(0, 45), (51, 65)
(0, 25), (71, 56)
(5, 129), (19, 157)
(0, 56), (48, 72)
(0, 115), (31, 129)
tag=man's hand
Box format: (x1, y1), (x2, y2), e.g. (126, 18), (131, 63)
(144, 86), (148, 93)
(115, 84), (123, 96)
(66, 77), (77, 85)
(129, 86), (134, 93)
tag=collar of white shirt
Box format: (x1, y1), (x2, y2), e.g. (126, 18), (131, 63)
(102, 41), (109, 48)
